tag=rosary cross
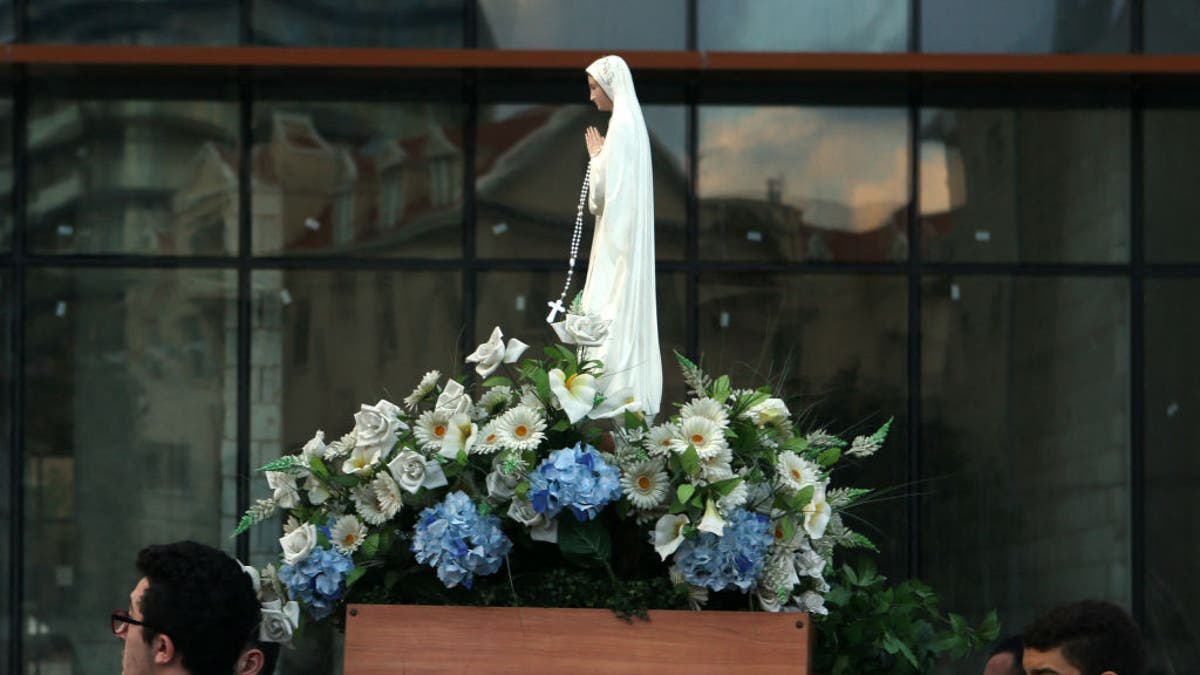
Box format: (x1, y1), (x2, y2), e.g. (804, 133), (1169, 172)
(546, 299), (567, 323)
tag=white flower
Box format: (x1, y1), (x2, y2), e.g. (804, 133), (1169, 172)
(745, 397), (790, 428)
(680, 398), (729, 429)
(495, 405), (546, 451)
(387, 449), (447, 494)
(435, 380), (472, 417)
(699, 445), (734, 484)
(669, 568), (710, 611)
(279, 523), (317, 565)
(652, 514), (690, 560)
(620, 460), (669, 510)
(330, 515), (368, 555)
(239, 563), (261, 595)
(802, 483), (832, 540)
(282, 515), (301, 536)
(518, 385), (543, 410)
(266, 471), (301, 509)
(718, 472), (750, 511)
(670, 416), (726, 459)
(404, 370), (441, 411)
(260, 599), (300, 644)
(486, 468), (520, 501)
(465, 326), (529, 378)
(372, 473), (403, 520)
(588, 386), (641, 420)
(299, 430), (326, 463)
(793, 540), (826, 578)
(697, 498), (726, 536)
(805, 429), (839, 448)
(413, 409), (452, 452)
(474, 421), (503, 455)
(551, 312), (611, 347)
(475, 386), (512, 419)
(507, 498), (558, 543)
(323, 431), (355, 460)
(304, 475), (330, 505)
(440, 413), (478, 459)
(353, 399), (404, 455)
(644, 424), (677, 457)
(795, 590), (828, 616)
(352, 485), (388, 526)
(341, 445), (382, 475)
(776, 451), (820, 493)
(548, 369), (597, 423)
(847, 434), (880, 458)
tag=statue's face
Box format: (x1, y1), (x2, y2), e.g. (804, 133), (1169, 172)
(588, 76), (612, 111)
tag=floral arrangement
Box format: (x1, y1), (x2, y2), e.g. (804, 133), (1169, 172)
(236, 320), (891, 642)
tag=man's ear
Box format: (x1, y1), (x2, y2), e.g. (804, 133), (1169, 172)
(150, 632), (177, 666)
(237, 647), (266, 675)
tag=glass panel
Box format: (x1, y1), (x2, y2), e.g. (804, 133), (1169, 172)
(922, 0), (1129, 53)
(1145, 279), (1200, 671)
(1145, 1), (1200, 54)
(28, 0), (237, 45)
(0, 2), (12, 44)
(698, 0), (906, 52)
(252, 101), (464, 257)
(0, 97), (10, 251)
(476, 270), (688, 407)
(920, 107), (1129, 263)
(27, 98), (240, 256)
(23, 268), (237, 675)
(254, 0), (463, 48)
(697, 273), (909, 577)
(478, 0), (685, 50)
(1145, 106), (1200, 262)
(921, 276), (1130, 640)
(476, 103), (686, 261)
(698, 106), (909, 264)
(0, 269), (9, 672)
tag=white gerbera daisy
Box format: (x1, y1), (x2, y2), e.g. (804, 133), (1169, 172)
(670, 416), (726, 459)
(352, 485), (388, 525)
(644, 424), (677, 457)
(495, 405), (547, 451)
(373, 473), (403, 520)
(718, 476), (749, 511)
(776, 451), (820, 493)
(620, 459), (669, 510)
(680, 397), (729, 429)
(404, 370), (441, 411)
(475, 386), (513, 420)
(413, 409), (451, 452)
(473, 420), (503, 455)
(330, 515), (367, 555)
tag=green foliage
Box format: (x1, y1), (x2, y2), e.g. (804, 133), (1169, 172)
(557, 517), (612, 568)
(815, 558), (1000, 674)
(233, 498), (278, 536)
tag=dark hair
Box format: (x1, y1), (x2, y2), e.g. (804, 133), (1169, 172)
(258, 641), (281, 675)
(1023, 600), (1146, 675)
(989, 635), (1024, 675)
(135, 541), (260, 675)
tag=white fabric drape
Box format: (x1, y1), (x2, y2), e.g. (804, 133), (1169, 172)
(581, 55), (662, 418)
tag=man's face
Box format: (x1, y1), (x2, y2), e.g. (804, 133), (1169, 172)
(120, 577), (156, 675)
(984, 651), (1019, 675)
(1022, 647), (1083, 675)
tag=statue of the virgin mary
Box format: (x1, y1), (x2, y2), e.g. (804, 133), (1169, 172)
(575, 54), (662, 419)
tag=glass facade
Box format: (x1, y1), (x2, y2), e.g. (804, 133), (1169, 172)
(2, 3), (1198, 675)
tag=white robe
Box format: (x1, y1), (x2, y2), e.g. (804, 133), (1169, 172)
(581, 55), (662, 418)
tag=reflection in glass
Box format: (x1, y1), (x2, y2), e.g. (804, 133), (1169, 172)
(0, 270), (8, 671)
(697, 273), (909, 578)
(28, 0), (237, 45)
(922, 0), (1129, 53)
(1145, 107), (1200, 262)
(254, 0), (463, 47)
(921, 276), (1130, 638)
(27, 99), (239, 255)
(699, 0), (905, 52)
(1145, 1), (1200, 54)
(0, 97), (10, 251)
(478, 0), (685, 50)
(1145, 280), (1200, 671)
(698, 106), (908, 263)
(475, 104), (686, 261)
(920, 107), (1129, 263)
(251, 102), (464, 257)
(476, 270), (688, 406)
(23, 268), (237, 675)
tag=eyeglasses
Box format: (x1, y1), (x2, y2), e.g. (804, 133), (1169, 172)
(111, 610), (166, 639)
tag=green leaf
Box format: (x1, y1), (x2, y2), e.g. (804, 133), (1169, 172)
(673, 351), (699, 372)
(709, 476), (742, 496)
(680, 446), (700, 476)
(258, 455), (308, 474)
(345, 566), (367, 589)
(550, 419), (571, 432)
(456, 449), (469, 466)
(782, 436), (810, 453)
(330, 474), (360, 488)
(359, 533), (381, 559)
(515, 480), (531, 500)
(557, 516), (612, 568)
(777, 516), (796, 542)
(482, 376), (513, 388)
(710, 375), (731, 403)
(816, 447), (842, 468)
(676, 484), (695, 505)
(871, 417), (894, 444)
(789, 485), (815, 511)
(384, 569), (402, 590)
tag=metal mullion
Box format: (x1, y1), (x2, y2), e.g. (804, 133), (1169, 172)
(7, 68), (27, 675)
(906, 86), (922, 581)
(464, 0), (477, 49)
(240, 0), (253, 46)
(910, 0), (921, 53)
(686, 0), (697, 52)
(235, 78), (252, 563)
(462, 74), (477, 363)
(685, 83), (698, 361)
(1131, 0), (1144, 55)
(1129, 86), (1145, 626)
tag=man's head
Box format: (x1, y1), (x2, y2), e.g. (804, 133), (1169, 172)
(1022, 600), (1146, 675)
(984, 635), (1024, 675)
(117, 541), (260, 675)
(234, 641), (280, 675)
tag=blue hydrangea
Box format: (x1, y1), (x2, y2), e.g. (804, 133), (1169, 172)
(673, 508), (774, 593)
(278, 546), (354, 621)
(529, 443), (622, 522)
(411, 491), (513, 589)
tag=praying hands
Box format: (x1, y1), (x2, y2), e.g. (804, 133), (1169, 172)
(585, 126), (605, 158)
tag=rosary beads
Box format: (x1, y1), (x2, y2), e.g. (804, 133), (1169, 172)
(546, 163), (592, 324)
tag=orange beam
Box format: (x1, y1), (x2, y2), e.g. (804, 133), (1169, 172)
(3, 45), (1200, 75)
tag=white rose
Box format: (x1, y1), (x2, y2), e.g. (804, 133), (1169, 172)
(266, 471), (300, 509)
(435, 380), (472, 417)
(279, 523), (317, 565)
(745, 397), (790, 427)
(552, 312), (611, 347)
(354, 400), (403, 454)
(388, 450), (429, 494)
(507, 499), (557, 543)
(300, 430), (326, 463)
(465, 327), (529, 378)
(259, 599), (300, 644)
(486, 468), (519, 501)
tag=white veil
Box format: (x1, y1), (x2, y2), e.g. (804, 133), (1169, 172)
(581, 55), (662, 418)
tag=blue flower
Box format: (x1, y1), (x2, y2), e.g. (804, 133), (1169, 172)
(673, 508), (773, 593)
(279, 546), (354, 621)
(411, 491), (513, 589)
(528, 443), (622, 522)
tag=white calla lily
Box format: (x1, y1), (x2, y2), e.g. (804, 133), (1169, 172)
(440, 413), (478, 459)
(587, 386), (640, 420)
(653, 513), (690, 561)
(548, 368), (597, 423)
(802, 483), (832, 540)
(697, 498), (726, 536)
